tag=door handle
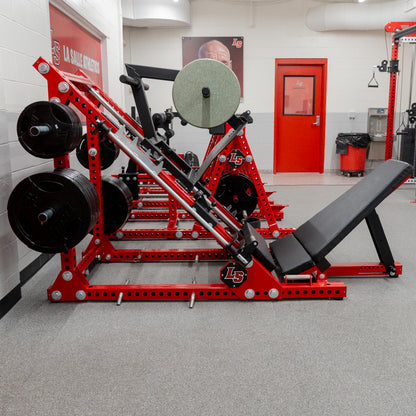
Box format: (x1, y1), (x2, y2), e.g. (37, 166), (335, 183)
(312, 115), (320, 126)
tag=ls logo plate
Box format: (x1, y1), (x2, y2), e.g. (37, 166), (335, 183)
(227, 150), (245, 168)
(220, 262), (247, 288)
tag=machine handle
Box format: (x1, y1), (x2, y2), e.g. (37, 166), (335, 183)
(312, 115), (320, 126)
(119, 74), (149, 90)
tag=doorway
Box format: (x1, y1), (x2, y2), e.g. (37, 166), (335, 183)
(274, 58), (327, 173)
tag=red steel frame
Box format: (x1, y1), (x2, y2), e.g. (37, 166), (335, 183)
(32, 57), (403, 303)
(384, 22), (416, 160)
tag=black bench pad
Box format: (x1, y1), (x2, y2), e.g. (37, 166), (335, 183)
(294, 159), (411, 264)
(270, 233), (315, 275)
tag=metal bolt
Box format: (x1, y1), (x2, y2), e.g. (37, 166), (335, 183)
(138, 202), (143, 208)
(181, 214), (186, 219)
(191, 231), (199, 239)
(319, 273), (326, 280)
(51, 291), (62, 301)
(88, 148), (97, 157)
(219, 155), (226, 163)
(269, 288), (279, 299)
(76, 290), (86, 300)
(246, 155), (253, 163)
(272, 230), (280, 238)
(50, 97), (60, 103)
(38, 62), (50, 74)
(94, 238), (101, 245)
(62, 271), (72, 281)
(176, 231), (183, 239)
(116, 232), (123, 239)
(96, 255), (101, 261)
(105, 254), (111, 261)
(131, 214), (135, 219)
(58, 82), (70, 93)
(245, 289), (255, 299)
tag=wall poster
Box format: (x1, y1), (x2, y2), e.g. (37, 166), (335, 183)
(182, 36), (244, 98)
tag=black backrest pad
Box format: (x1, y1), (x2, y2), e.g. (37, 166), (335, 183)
(293, 159), (411, 263)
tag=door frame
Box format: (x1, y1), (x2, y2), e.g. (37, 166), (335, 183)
(274, 58), (327, 173)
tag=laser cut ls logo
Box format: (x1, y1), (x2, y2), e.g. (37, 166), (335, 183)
(227, 150), (245, 168)
(220, 262), (247, 288)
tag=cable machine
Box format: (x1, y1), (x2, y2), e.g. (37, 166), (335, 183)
(383, 21), (416, 177)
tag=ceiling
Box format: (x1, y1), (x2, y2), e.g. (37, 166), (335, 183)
(209, 0), (401, 3)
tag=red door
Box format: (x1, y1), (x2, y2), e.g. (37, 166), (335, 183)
(274, 59), (327, 173)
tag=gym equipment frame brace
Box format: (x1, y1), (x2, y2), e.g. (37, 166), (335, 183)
(29, 57), (409, 304)
(384, 21), (416, 160)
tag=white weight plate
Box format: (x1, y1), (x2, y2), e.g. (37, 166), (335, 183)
(172, 59), (240, 128)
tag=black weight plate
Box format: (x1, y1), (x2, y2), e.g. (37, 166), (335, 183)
(214, 173), (258, 221)
(7, 168), (100, 253)
(101, 138), (120, 168)
(17, 101), (82, 158)
(76, 134), (120, 170)
(75, 136), (89, 168)
(102, 177), (133, 235)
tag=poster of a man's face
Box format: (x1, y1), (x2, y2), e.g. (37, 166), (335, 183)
(182, 36), (244, 98)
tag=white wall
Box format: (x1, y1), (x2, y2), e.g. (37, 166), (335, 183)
(0, 0), (51, 303)
(0, 0), (124, 306)
(123, 0), (393, 170)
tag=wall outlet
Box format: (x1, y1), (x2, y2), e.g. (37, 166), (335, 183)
(349, 111), (357, 120)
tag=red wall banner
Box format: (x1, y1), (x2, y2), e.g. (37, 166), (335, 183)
(49, 4), (103, 88)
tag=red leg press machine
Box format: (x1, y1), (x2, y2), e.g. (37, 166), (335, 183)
(7, 57), (411, 304)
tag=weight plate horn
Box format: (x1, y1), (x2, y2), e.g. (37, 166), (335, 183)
(16, 101), (82, 158)
(172, 59), (241, 128)
(7, 168), (100, 253)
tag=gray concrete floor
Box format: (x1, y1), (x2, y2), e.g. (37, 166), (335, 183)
(1, 180), (416, 416)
